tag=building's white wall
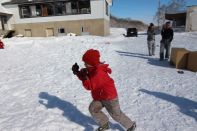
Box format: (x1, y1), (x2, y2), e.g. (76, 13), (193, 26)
(191, 11), (197, 31)
(186, 6), (197, 31)
(4, 0), (107, 24)
(91, 0), (104, 20)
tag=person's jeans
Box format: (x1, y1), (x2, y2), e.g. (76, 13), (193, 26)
(147, 40), (155, 56)
(89, 98), (135, 129)
(160, 39), (171, 60)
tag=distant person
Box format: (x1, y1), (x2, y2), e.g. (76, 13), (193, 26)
(72, 49), (136, 131)
(160, 22), (174, 61)
(147, 23), (156, 56)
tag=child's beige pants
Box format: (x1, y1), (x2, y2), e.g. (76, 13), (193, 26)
(89, 98), (134, 129)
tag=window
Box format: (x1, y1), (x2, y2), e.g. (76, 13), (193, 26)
(46, 28), (54, 37)
(65, 2), (72, 14)
(58, 28), (65, 33)
(36, 5), (42, 16)
(81, 27), (84, 32)
(81, 26), (89, 32)
(20, 5), (42, 18)
(25, 29), (32, 37)
(30, 5), (36, 17)
(57, 28), (65, 36)
(78, 0), (91, 14)
(55, 2), (66, 15)
(19, 0), (91, 18)
(81, 26), (90, 35)
(20, 6), (31, 18)
(71, 1), (78, 13)
(41, 3), (55, 16)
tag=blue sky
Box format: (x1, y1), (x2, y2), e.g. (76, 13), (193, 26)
(110, 0), (197, 24)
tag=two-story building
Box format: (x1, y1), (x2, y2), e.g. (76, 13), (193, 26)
(1, 0), (112, 37)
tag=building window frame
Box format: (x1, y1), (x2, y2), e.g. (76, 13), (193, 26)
(19, 0), (91, 19)
(58, 28), (65, 34)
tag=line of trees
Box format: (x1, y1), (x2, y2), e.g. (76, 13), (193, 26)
(110, 15), (147, 31)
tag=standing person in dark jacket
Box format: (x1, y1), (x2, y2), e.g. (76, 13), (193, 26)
(72, 49), (136, 131)
(160, 21), (174, 61)
(147, 23), (156, 56)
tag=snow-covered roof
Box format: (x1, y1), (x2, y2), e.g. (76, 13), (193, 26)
(0, 0), (11, 4)
(0, 0), (12, 15)
(0, 5), (12, 15)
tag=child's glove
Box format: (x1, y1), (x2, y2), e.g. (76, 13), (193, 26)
(72, 63), (79, 75)
(78, 68), (88, 80)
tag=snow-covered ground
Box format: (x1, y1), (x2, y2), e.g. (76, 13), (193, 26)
(0, 28), (197, 131)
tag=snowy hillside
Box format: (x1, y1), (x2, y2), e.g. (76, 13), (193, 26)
(0, 28), (197, 131)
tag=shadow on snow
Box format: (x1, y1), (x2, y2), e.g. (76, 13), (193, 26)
(139, 89), (197, 121)
(39, 92), (124, 131)
(116, 50), (173, 68)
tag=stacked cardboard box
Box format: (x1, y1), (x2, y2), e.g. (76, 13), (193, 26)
(187, 51), (197, 72)
(175, 49), (190, 69)
(170, 48), (188, 67)
(170, 48), (197, 72)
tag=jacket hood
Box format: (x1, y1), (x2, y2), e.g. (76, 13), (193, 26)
(82, 49), (100, 67)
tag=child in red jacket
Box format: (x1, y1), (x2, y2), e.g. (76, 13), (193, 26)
(0, 39), (4, 49)
(72, 49), (136, 131)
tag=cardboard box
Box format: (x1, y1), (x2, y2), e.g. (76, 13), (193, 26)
(170, 48), (186, 65)
(176, 49), (190, 69)
(187, 51), (197, 72)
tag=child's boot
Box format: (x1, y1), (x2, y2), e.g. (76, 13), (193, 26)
(127, 122), (136, 131)
(96, 122), (110, 131)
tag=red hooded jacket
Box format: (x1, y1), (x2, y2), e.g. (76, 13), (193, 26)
(78, 64), (118, 101)
(0, 40), (4, 49)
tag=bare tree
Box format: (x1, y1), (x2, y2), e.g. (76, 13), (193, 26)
(166, 0), (186, 13)
(154, 0), (166, 28)
(154, 0), (186, 28)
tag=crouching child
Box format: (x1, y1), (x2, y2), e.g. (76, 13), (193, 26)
(72, 49), (136, 131)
